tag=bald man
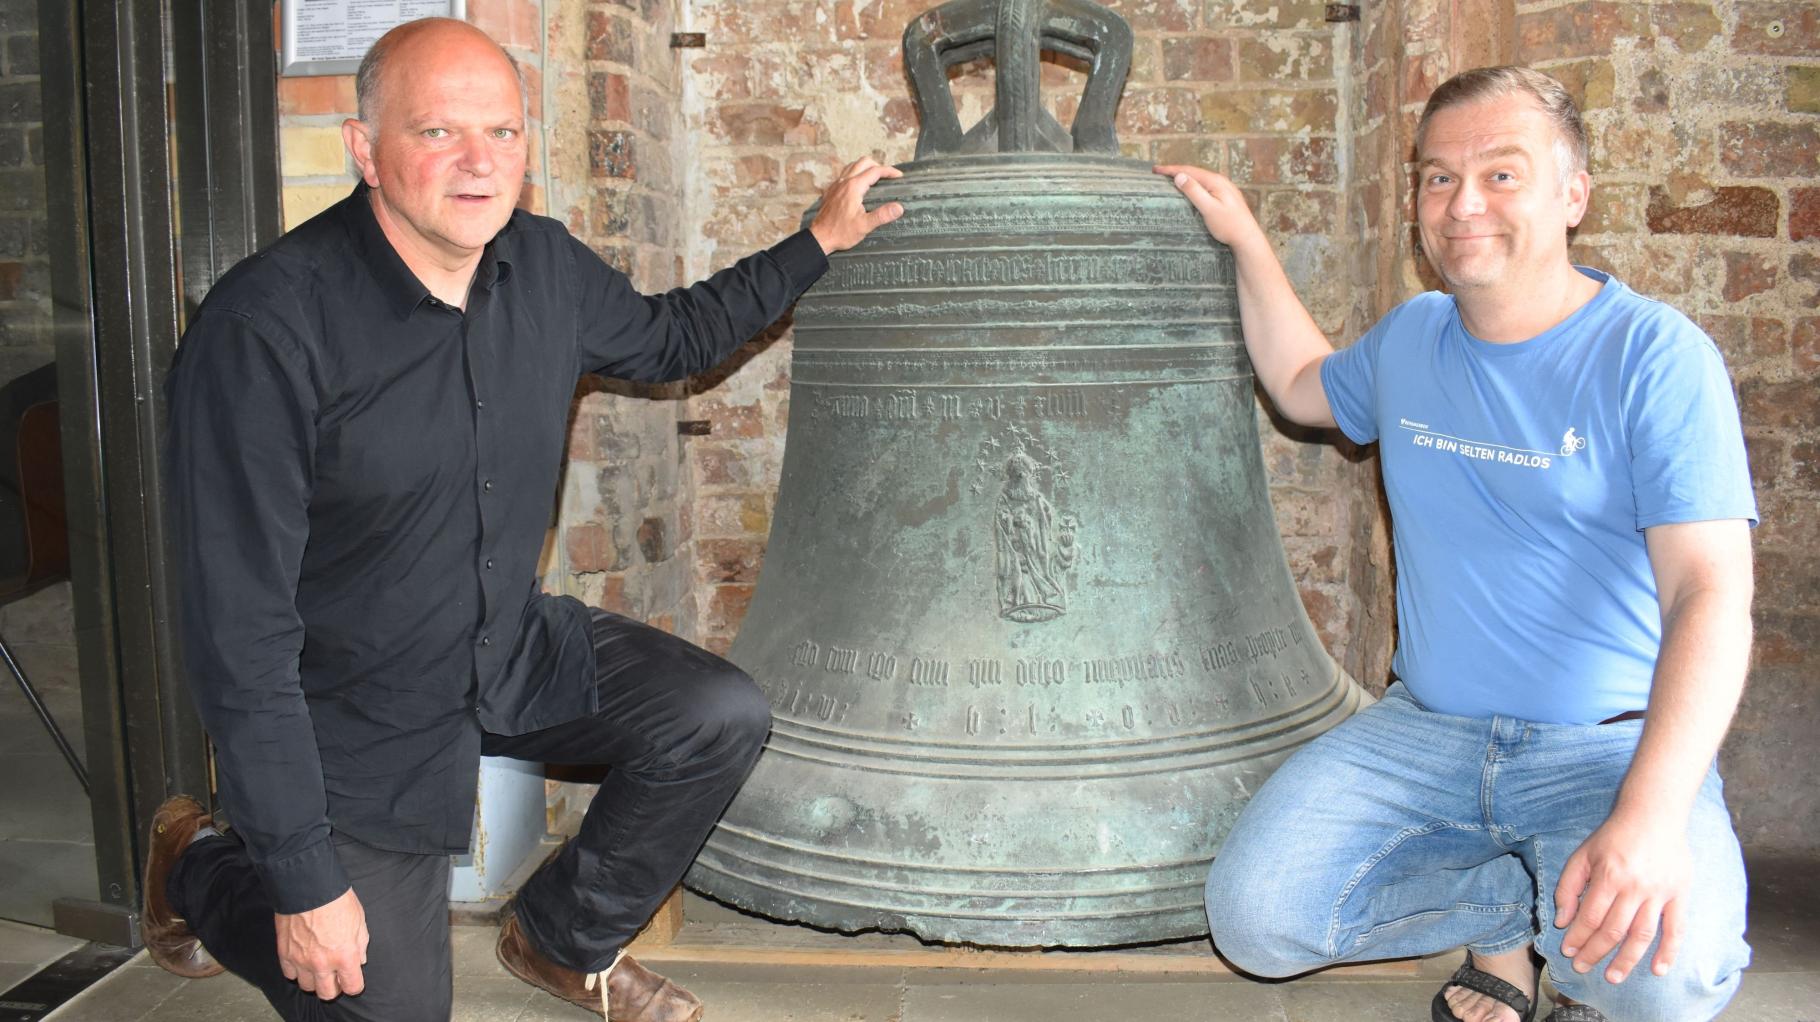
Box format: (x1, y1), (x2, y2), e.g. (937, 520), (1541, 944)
(143, 19), (902, 1022)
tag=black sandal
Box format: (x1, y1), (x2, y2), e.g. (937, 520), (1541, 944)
(1431, 961), (1537, 1022)
(1542, 1007), (1608, 1021)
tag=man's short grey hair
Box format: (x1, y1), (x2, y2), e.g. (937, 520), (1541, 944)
(1415, 66), (1589, 187)
(354, 20), (529, 130)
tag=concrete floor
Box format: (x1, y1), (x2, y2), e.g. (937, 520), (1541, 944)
(7, 858), (1816, 1021)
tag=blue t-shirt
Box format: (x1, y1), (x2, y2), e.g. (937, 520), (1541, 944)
(1320, 269), (1757, 724)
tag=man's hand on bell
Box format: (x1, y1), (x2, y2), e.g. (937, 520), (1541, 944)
(275, 887), (370, 1000)
(809, 156), (905, 255)
(1154, 165), (1267, 254)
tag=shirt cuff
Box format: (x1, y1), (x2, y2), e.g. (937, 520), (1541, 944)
(255, 834), (353, 914)
(766, 229), (830, 299)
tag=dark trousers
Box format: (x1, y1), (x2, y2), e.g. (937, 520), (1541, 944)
(170, 610), (772, 1021)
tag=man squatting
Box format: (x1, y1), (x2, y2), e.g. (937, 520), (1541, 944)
(1161, 66), (1754, 1022)
(141, 17), (901, 1022)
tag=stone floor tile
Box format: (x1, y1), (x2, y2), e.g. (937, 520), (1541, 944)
(1716, 970), (1820, 1020)
(515, 989), (612, 1020)
(452, 921), (513, 978)
(0, 837), (99, 929)
(452, 974), (535, 1021)
(45, 963), (188, 1021)
(1276, 980), (1436, 1022)
(136, 970), (277, 1021)
(903, 979), (1283, 1022)
(690, 979), (905, 1022)
(0, 919), (84, 968)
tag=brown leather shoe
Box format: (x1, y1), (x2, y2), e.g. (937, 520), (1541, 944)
(140, 795), (225, 978)
(497, 912), (702, 1021)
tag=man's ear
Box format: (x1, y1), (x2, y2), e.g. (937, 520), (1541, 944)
(342, 119), (381, 188)
(1564, 168), (1591, 230)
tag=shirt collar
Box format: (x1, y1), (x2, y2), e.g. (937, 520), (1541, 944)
(339, 183), (514, 320)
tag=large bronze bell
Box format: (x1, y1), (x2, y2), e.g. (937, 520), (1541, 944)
(685, 0), (1368, 947)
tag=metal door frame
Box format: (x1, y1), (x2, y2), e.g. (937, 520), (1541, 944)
(41, 0), (280, 945)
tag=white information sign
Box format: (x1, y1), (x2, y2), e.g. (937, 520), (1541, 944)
(281, 0), (467, 77)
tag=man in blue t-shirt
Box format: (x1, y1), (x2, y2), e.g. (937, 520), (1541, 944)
(1155, 67), (1753, 1022)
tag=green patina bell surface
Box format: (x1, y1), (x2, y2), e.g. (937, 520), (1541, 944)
(685, 0), (1367, 948)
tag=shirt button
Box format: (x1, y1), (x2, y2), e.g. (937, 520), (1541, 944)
(479, 636), (492, 647)
(476, 399), (485, 410)
(484, 558), (495, 570)
(483, 479), (494, 492)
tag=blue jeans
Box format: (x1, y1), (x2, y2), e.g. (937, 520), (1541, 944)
(1205, 683), (1749, 1022)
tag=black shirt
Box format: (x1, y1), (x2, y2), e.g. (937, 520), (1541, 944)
(165, 186), (826, 913)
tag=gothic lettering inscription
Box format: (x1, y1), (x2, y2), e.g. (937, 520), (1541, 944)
(807, 389), (1089, 423)
(1197, 624), (1303, 674)
(826, 250), (1218, 291)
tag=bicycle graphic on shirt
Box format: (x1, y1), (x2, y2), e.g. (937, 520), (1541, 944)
(1560, 428), (1588, 457)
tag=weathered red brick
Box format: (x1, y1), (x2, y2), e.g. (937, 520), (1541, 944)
(1796, 317), (1820, 374)
(0, 262), (20, 301)
(1161, 38), (1232, 82)
(1517, 3), (1647, 61)
(1719, 122), (1820, 178)
(1546, 59), (1617, 111)
(1739, 378), (1820, 429)
(696, 538), (765, 584)
(1789, 252), (1820, 308)
(1723, 251), (1779, 301)
(1578, 183), (1647, 234)
(1792, 188), (1820, 242)
(278, 76), (357, 117)
(713, 102), (807, 145)
(1733, 4), (1820, 57)
(704, 583), (756, 634)
(1115, 87), (1201, 135)
(636, 516), (669, 563)
(588, 130), (636, 179)
(1205, 0), (1328, 31)
(1227, 136), (1338, 186)
(1116, 0), (1196, 32)
(589, 72), (631, 122)
(690, 55), (754, 101)
(585, 10), (636, 63)
(595, 574), (633, 615)
(730, 155), (780, 191)
(693, 398), (767, 438)
(1571, 242), (1695, 296)
(693, 443), (755, 487)
(1235, 34), (1333, 82)
(1200, 88), (1337, 134)
(1646, 186), (1778, 238)
(837, 0), (935, 40)
(1701, 315), (1788, 364)
(567, 523), (617, 572)
(786, 153), (841, 194)
(1650, 2), (1723, 52)
(881, 96), (917, 137)
(1150, 137), (1223, 171)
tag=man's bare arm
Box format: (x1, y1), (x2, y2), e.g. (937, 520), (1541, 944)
(1554, 518), (1753, 983)
(1154, 165), (1336, 428)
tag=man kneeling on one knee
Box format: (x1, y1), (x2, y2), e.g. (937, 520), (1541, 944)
(1160, 66), (1753, 1022)
(140, 17), (902, 1022)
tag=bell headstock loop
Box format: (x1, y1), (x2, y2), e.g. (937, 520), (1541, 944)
(903, 0), (1133, 160)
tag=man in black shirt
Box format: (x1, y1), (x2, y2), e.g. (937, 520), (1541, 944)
(143, 17), (902, 1022)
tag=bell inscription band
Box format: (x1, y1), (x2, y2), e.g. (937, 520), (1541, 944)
(685, 0), (1369, 947)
